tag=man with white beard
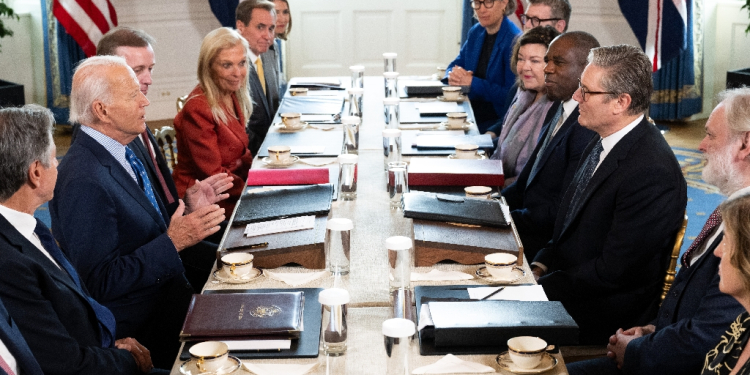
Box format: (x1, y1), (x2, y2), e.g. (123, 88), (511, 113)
(568, 87), (750, 375)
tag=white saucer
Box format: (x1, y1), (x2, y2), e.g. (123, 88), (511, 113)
(448, 152), (486, 160)
(275, 121), (309, 133)
(261, 155), (300, 168)
(496, 351), (558, 374)
(179, 355), (242, 375)
(212, 268), (263, 284)
(438, 95), (467, 102)
(475, 266), (525, 283)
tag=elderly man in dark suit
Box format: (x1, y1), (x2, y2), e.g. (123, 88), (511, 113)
(0, 105), (157, 374)
(532, 45), (687, 344)
(49, 56), (227, 368)
(568, 88), (750, 374)
(236, 0), (281, 155)
(501, 31), (598, 260)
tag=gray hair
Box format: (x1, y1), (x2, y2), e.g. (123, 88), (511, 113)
(528, 0), (572, 31)
(0, 105), (55, 201)
(69, 55), (134, 125)
(718, 87), (750, 137)
(588, 44), (653, 116)
(236, 0), (276, 26)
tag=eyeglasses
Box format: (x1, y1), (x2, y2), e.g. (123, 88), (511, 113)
(520, 15), (562, 27)
(470, 0), (495, 9)
(578, 79), (615, 102)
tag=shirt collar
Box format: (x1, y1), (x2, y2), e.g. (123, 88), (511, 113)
(728, 185), (750, 200)
(0, 203), (37, 241)
(600, 114), (644, 160)
(249, 50), (260, 66)
(80, 125), (138, 182)
(561, 99), (578, 123)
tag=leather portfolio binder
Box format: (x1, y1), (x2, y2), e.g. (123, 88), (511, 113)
(180, 288), (323, 360)
(246, 168), (330, 186)
(180, 291), (305, 340)
(277, 96), (344, 115)
(413, 134), (494, 150)
(408, 158), (504, 187)
(257, 129), (344, 158)
(413, 219), (519, 266)
(232, 184), (334, 226)
(402, 192), (509, 227)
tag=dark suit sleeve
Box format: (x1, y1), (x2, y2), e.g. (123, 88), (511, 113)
(622, 269), (743, 375)
(0, 257), (138, 375)
(53, 175), (185, 302)
(538, 159), (685, 300)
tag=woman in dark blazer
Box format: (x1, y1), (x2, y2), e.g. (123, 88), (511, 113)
(173, 27), (254, 213)
(444, 0), (521, 132)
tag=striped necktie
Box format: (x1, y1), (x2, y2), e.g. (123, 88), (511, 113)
(564, 139), (604, 228)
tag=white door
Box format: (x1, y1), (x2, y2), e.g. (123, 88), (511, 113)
(286, 0), (462, 77)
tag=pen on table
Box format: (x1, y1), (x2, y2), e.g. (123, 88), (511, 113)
(480, 287), (505, 300)
(224, 242), (269, 252)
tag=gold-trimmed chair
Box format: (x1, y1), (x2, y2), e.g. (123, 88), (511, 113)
(153, 126), (177, 172)
(662, 212), (689, 301)
(176, 94), (188, 112)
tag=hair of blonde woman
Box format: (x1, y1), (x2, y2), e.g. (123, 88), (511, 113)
(274, 0), (292, 40)
(196, 27), (253, 125)
(720, 194), (750, 293)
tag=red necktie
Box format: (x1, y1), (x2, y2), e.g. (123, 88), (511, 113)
(0, 354), (17, 375)
(681, 207), (722, 268)
(141, 130), (175, 204)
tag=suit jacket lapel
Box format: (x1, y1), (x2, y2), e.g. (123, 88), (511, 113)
(528, 106), (579, 186)
(78, 132), (169, 230)
(558, 119), (650, 238)
(0, 300), (42, 375)
(249, 66), (271, 118)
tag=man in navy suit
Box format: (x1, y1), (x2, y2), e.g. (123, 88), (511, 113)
(0, 105), (155, 374)
(501, 31), (598, 260)
(531, 45), (687, 344)
(236, 0), (281, 156)
(567, 88), (750, 374)
(49, 57), (227, 368)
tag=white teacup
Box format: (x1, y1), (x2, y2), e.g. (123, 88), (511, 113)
(189, 341), (229, 373)
(220, 253), (254, 279)
(267, 145), (292, 164)
(455, 143), (479, 159)
(465, 186), (492, 199)
(485, 253), (517, 279)
(507, 336), (548, 369)
(289, 88), (308, 96)
(442, 86), (462, 101)
(281, 112), (303, 129)
(446, 112), (468, 128)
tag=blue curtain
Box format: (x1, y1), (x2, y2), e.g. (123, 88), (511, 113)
(209, 0), (240, 28)
(41, 0), (85, 125)
(461, 0), (478, 45)
(649, 0), (701, 120)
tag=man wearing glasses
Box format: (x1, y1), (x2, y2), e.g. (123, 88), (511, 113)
(443, 0), (521, 132)
(531, 45), (687, 345)
(521, 0), (571, 33)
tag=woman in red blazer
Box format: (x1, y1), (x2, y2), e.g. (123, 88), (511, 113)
(173, 27), (254, 213)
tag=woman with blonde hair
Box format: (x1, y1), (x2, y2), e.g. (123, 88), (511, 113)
(273, 0), (292, 93)
(172, 27), (254, 212)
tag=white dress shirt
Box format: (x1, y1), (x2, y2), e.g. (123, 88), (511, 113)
(0, 204), (60, 269)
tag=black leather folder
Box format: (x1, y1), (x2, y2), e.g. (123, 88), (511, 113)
(413, 134), (494, 150)
(415, 286), (579, 355)
(232, 184), (334, 226)
(402, 192), (509, 227)
(277, 96), (344, 115)
(179, 288), (323, 360)
(257, 129), (344, 158)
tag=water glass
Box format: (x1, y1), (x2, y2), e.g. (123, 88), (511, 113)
(382, 129), (402, 170)
(384, 72), (399, 98)
(319, 288), (350, 356)
(338, 154), (358, 201)
(347, 87), (364, 118)
(342, 116), (360, 154)
(383, 52), (397, 72)
(387, 162), (408, 209)
(325, 218), (353, 275)
(387, 236), (412, 293)
(349, 65), (364, 89)
(383, 97), (400, 129)
(383, 319), (415, 375)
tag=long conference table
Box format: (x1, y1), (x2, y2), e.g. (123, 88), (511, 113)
(169, 76), (570, 375)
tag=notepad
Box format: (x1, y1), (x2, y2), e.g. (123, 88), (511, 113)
(245, 216), (316, 237)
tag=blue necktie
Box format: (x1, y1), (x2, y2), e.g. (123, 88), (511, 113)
(125, 147), (162, 216)
(564, 139), (604, 228)
(33, 219), (116, 348)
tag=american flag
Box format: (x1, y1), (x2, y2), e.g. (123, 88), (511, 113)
(619, 0), (689, 72)
(53, 0), (118, 57)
